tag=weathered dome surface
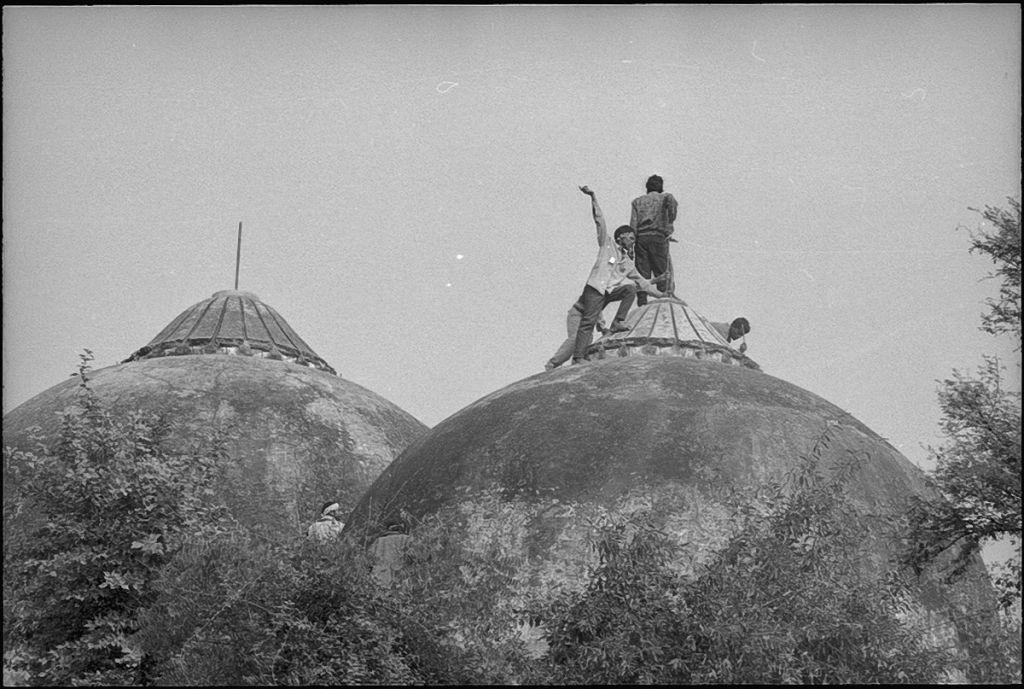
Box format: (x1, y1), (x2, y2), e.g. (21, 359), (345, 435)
(4, 291), (426, 538)
(125, 289), (336, 374)
(349, 355), (925, 525)
(587, 297), (758, 369)
(347, 355), (993, 636)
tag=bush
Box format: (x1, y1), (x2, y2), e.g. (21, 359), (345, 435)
(137, 532), (424, 685)
(3, 352), (233, 685)
(536, 440), (956, 684)
(137, 510), (535, 685)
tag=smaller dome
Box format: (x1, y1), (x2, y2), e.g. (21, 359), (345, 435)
(587, 297), (759, 370)
(124, 290), (335, 374)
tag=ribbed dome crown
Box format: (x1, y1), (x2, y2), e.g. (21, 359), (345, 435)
(588, 297), (758, 370)
(125, 290), (335, 374)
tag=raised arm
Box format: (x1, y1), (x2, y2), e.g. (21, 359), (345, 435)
(579, 185), (608, 246)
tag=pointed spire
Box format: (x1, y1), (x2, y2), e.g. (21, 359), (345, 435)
(234, 221), (243, 291)
(124, 290), (337, 375)
(586, 297), (759, 370)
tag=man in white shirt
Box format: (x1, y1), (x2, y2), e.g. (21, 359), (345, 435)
(571, 186), (663, 364)
(307, 501), (344, 541)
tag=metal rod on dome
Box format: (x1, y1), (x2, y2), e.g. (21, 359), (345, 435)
(234, 222), (242, 290)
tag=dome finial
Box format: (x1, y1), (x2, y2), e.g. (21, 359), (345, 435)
(234, 221), (243, 291)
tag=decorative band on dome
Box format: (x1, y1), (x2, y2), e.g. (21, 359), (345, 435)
(585, 339), (759, 369)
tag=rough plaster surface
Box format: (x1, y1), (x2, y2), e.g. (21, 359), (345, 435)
(3, 355), (427, 537)
(351, 357), (930, 527)
(348, 356), (996, 656)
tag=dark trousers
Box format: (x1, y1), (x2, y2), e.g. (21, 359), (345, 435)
(634, 233), (670, 305)
(572, 283), (636, 362)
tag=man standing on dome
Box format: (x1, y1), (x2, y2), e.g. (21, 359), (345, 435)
(571, 185), (663, 365)
(307, 501), (344, 541)
(630, 174), (678, 305)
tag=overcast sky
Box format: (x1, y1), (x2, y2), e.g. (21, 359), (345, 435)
(3, 5), (1020, 475)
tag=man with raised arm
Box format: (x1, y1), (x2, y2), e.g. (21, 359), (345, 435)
(571, 185), (663, 365)
(630, 174), (678, 305)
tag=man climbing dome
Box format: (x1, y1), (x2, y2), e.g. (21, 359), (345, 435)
(545, 297), (608, 371)
(630, 174), (678, 305)
(710, 317), (751, 354)
(571, 185), (663, 365)
(546, 263), (669, 371)
(307, 500), (345, 541)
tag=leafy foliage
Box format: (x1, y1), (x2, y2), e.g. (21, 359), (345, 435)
(135, 506), (534, 685)
(136, 533), (424, 685)
(3, 351), (233, 685)
(384, 509), (537, 684)
(537, 441), (955, 685)
(909, 360), (1022, 589)
(966, 198), (1022, 342)
(909, 199), (1022, 609)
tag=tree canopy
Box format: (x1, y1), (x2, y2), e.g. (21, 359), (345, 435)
(913, 198), (1021, 607)
(968, 198), (1022, 344)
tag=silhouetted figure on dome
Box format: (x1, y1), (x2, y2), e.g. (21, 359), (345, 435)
(307, 501), (344, 541)
(571, 185), (663, 365)
(630, 174), (678, 305)
(710, 317), (751, 354)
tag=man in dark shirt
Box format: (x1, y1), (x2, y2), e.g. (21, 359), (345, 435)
(630, 174), (678, 306)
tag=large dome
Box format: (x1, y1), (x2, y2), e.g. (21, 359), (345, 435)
(3, 290), (427, 538)
(346, 300), (993, 644)
(348, 355), (928, 531)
